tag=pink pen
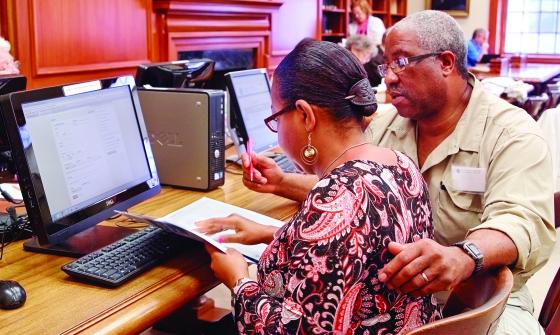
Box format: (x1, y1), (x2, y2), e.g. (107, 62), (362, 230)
(247, 138), (254, 181)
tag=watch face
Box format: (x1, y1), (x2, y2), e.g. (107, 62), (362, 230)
(465, 242), (483, 259)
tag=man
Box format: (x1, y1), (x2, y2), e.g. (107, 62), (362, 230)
(233, 10), (554, 334)
(467, 28), (489, 67)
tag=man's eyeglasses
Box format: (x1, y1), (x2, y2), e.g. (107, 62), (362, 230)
(264, 103), (294, 133)
(377, 52), (441, 77)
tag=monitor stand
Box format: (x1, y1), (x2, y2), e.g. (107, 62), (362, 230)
(23, 224), (137, 258)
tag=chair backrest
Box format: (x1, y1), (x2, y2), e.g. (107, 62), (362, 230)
(547, 84), (560, 110)
(524, 94), (550, 120)
(406, 267), (513, 335)
(539, 264), (560, 334)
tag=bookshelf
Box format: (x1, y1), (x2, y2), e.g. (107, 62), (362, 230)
(318, 0), (407, 43)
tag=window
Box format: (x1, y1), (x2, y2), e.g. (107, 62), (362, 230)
(504, 0), (560, 54)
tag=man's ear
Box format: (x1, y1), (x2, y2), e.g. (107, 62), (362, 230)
(438, 51), (456, 77)
(294, 99), (316, 132)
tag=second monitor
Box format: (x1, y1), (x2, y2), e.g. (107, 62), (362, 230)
(225, 69), (297, 172)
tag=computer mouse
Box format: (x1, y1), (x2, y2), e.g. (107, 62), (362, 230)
(0, 280), (26, 309)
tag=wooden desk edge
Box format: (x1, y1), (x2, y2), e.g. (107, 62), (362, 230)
(63, 264), (218, 335)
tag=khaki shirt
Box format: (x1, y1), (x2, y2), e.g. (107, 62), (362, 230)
(365, 75), (555, 294)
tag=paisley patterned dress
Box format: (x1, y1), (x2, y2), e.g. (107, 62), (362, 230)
(234, 151), (442, 334)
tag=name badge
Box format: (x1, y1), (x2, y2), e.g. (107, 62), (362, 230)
(451, 166), (486, 193)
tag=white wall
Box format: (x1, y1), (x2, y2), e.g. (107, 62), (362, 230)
(406, 0), (490, 39)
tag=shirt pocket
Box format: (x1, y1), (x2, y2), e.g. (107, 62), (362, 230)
(435, 179), (483, 244)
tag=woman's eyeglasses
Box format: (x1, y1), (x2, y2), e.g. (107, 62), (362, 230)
(264, 103), (294, 133)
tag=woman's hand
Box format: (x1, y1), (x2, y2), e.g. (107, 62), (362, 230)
(195, 214), (278, 245)
(241, 152), (286, 195)
(241, 152), (318, 202)
(205, 245), (249, 289)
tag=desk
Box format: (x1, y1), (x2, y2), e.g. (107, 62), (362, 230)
(472, 63), (560, 93)
(0, 173), (298, 335)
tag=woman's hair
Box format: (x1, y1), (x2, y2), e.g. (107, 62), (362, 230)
(274, 38), (377, 123)
(345, 35), (376, 56)
(352, 0), (372, 17)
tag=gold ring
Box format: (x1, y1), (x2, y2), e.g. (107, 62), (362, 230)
(420, 272), (430, 283)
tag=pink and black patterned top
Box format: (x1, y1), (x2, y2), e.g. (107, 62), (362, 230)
(234, 151), (442, 334)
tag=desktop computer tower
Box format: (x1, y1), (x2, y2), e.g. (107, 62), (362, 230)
(138, 88), (225, 191)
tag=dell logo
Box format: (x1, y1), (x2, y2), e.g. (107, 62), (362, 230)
(150, 132), (184, 148)
(106, 198), (115, 207)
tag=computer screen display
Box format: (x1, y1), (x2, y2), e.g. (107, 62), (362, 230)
(0, 76), (160, 255)
(225, 69), (277, 154)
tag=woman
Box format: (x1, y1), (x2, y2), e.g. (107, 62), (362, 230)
(199, 39), (441, 334)
(345, 35), (382, 87)
(348, 0), (386, 47)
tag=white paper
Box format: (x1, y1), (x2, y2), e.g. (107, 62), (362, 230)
(451, 166), (486, 193)
(0, 183), (23, 201)
(117, 197), (285, 263)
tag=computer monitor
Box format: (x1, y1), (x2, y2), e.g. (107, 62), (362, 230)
(0, 76), (160, 257)
(0, 74), (26, 152)
(225, 68), (277, 155)
(480, 54), (501, 64)
(135, 59), (215, 89)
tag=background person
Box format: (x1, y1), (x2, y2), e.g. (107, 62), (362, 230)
(467, 28), (489, 67)
(345, 35), (383, 86)
(348, 0), (386, 47)
(198, 38), (442, 334)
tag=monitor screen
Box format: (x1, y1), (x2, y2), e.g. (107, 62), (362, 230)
(0, 76), (160, 256)
(225, 69), (277, 154)
(0, 74), (26, 152)
(135, 59), (215, 89)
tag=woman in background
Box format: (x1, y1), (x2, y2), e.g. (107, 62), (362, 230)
(348, 0), (386, 47)
(198, 39), (441, 334)
(345, 35), (383, 87)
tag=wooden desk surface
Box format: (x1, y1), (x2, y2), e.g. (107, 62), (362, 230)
(472, 63), (560, 84)
(0, 171), (297, 335)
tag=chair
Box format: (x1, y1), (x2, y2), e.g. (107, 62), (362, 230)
(546, 84), (560, 110)
(406, 267), (513, 335)
(539, 264), (560, 335)
(523, 94), (550, 120)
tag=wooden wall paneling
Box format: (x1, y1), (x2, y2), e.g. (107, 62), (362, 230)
(8, 0), (153, 88)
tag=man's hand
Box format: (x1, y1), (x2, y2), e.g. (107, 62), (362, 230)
(378, 239), (475, 298)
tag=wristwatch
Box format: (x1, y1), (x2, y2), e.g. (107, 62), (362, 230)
(453, 241), (484, 276)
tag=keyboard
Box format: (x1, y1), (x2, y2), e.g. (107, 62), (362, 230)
(62, 226), (185, 287)
(272, 154), (298, 173)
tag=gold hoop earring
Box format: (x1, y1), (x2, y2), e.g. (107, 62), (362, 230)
(300, 133), (318, 165)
